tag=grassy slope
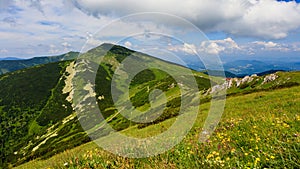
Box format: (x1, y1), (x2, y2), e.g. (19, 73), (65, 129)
(226, 71), (300, 96)
(0, 60), (91, 168)
(0, 61), (69, 167)
(2, 44), (299, 168)
(15, 78), (300, 168)
(1, 44), (213, 168)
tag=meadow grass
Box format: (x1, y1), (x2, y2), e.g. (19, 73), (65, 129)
(15, 86), (300, 169)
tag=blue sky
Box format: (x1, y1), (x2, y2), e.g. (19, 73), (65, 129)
(0, 0), (299, 63)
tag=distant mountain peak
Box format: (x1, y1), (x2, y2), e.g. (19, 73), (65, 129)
(98, 43), (134, 52)
(0, 57), (24, 61)
(0, 52), (79, 75)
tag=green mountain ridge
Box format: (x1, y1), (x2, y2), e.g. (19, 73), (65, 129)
(0, 52), (79, 75)
(0, 44), (212, 168)
(0, 44), (299, 168)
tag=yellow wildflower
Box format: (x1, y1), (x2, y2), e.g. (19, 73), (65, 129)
(255, 157), (260, 165)
(206, 154), (213, 159)
(215, 156), (221, 161)
(256, 137), (261, 142)
(296, 115), (300, 121)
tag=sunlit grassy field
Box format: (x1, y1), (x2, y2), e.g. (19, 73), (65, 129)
(15, 85), (300, 169)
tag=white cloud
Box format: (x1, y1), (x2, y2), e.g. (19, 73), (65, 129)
(167, 43), (197, 55)
(199, 42), (225, 55)
(1, 0), (300, 60)
(218, 0), (300, 39)
(0, 49), (8, 53)
(71, 0), (300, 39)
(124, 41), (132, 48)
(253, 41), (278, 49)
(214, 38), (241, 51)
(61, 42), (72, 52)
(62, 42), (71, 47)
(83, 37), (108, 52)
(291, 42), (300, 51)
(199, 38), (241, 55)
(251, 41), (290, 52)
(182, 43), (197, 55)
(167, 37), (241, 55)
(49, 44), (60, 54)
(0, 0), (114, 57)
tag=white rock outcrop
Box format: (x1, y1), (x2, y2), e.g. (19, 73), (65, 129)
(263, 74), (278, 84)
(210, 74), (261, 94)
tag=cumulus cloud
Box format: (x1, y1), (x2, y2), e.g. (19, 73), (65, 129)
(199, 42), (225, 55)
(253, 41), (278, 48)
(167, 38), (242, 55)
(1, 0), (299, 60)
(124, 41), (132, 48)
(168, 38), (296, 56)
(251, 41), (290, 51)
(0, 0), (113, 57)
(199, 38), (241, 55)
(181, 43), (197, 55)
(218, 0), (300, 39)
(168, 43), (198, 55)
(70, 0), (300, 39)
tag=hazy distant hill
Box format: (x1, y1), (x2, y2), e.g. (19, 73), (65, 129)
(0, 51), (79, 75)
(202, 70), (237, 78)
(189, 59), (299, 77)
(223, 60), (291, 76)
(2, 52), (299, 78)
(0, 57), (23, 61)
